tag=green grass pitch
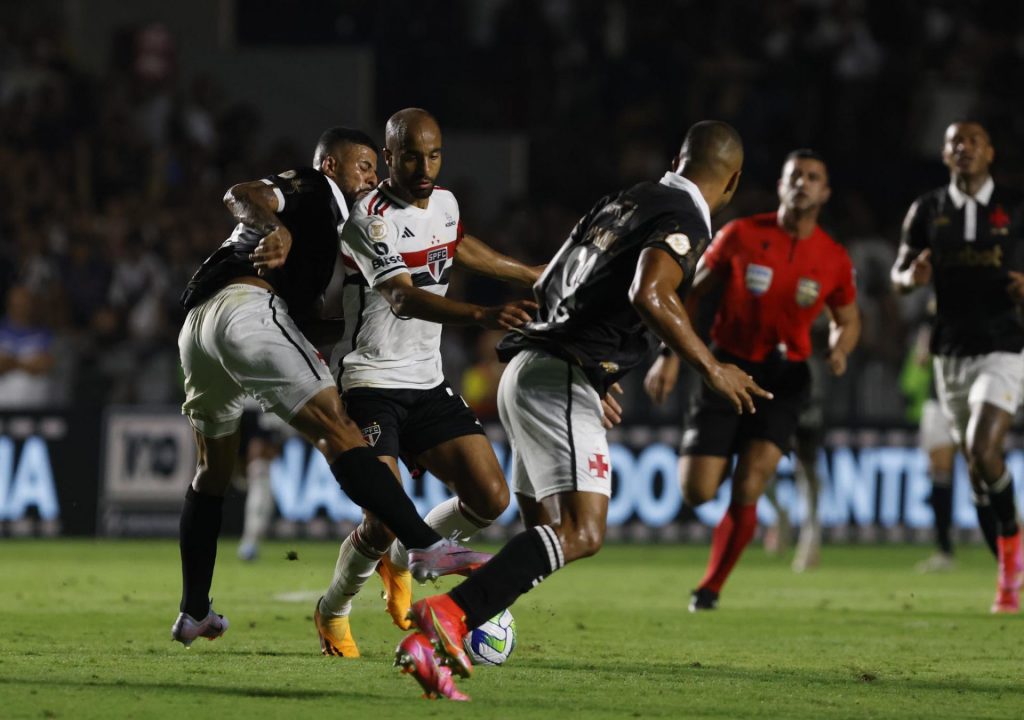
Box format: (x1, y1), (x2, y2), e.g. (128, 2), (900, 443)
(0, 539), (1020, 719)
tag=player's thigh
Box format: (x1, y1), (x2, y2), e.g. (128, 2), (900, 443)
(192, 428), (242, 496)
(517, 492), (556, 527)
(731, 439), (785, 504)
(213, 286), (339, 432)
(964, 401), (1014, 464)
(179, 305), (248, 439)
(289, 387), (366, 458)
(416, 433), (509, 519)
(679, 454), (731, 506)
(498, 351), (611, 501)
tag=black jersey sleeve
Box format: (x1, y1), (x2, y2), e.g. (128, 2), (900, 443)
(641, 215), (710, 282)
(263, 167), (330, 215)
(900, 196), (931, 252)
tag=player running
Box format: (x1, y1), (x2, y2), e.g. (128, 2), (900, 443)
(891, 121), (1024, 612)
(171, 127), (491, 647)
(395, 121), (769, 699)
(313, 108), (541, 657)
(644, 149), (860, 611)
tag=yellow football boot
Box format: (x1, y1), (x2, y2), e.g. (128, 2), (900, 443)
(377, 554), (413, 630)
(314, 597), (360, 657)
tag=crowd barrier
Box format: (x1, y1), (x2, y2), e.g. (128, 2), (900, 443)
(2, 408), (1021, 538)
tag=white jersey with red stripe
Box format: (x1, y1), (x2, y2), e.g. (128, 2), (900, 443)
(332, 181), (463, 390)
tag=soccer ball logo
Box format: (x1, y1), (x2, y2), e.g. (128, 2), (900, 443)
(462, 609), (516, 666)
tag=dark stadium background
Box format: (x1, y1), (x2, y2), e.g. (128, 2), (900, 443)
(1, 0), (1022, 539)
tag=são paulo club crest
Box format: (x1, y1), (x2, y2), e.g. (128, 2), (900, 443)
(361, 422), (381, 447)
(427, 246), (449, 282)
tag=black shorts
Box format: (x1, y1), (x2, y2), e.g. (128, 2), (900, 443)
(342, 380), (486, 461)
(681, 349), (811, 457)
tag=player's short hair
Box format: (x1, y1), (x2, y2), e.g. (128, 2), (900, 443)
(313, 127), (378, 167)
(784, 148), (827, 166)
(679, 121), (743, 177)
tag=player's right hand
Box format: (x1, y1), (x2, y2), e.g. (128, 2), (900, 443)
(643, 353), (680, 405)
(250, 226), (293, 276)
(908, 249), (932, 286)
(706, 363), (773, 414)
(481, 300), (537, 330)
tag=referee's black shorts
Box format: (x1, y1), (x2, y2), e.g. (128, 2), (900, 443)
(681, 348), (811, 457)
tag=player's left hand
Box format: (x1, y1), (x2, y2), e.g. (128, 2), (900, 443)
(1007, 271), (1024, 304)
(826, 348), (847, 376)
(250, 225), (293, 276)
(601, 382), (624, 429)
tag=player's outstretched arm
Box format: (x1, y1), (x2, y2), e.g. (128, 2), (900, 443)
(376, 273), (536, 330)
(224, 180), (293, 276)
(629, 247), (771, 414)
(455, 234), (544, 286)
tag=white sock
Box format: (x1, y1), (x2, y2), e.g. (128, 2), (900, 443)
(321, 530), (383, 617)
(240, 460), (273, 548)
(390, 497), (492, 570)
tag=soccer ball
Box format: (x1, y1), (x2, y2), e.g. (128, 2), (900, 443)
(462, 608), (516, 666)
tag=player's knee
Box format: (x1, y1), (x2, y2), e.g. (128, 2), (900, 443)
(358, 515), (394, 551)
(965, 439), (1000, 478)
(562, 522), (604, 561)
(466, 481), (510, 522)
(683, 481), (714, 508)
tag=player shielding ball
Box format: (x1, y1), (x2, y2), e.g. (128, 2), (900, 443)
(394, 120), (769, 699)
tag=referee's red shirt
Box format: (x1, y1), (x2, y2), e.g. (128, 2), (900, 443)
(701, 212), (857, 363)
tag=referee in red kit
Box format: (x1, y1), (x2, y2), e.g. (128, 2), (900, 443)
(645, 149), (860, 611)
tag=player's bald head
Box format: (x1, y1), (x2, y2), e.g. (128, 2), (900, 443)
(385, 108), (441, 152)
(678, 120), (744, 180)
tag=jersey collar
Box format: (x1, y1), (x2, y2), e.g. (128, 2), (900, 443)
(659, 172), (711, 235)
(947, 175), (994, 209)
(324, 175), (350, 222)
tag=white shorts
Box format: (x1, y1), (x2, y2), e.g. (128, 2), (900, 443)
(496, 349), (611, 500)
(178, 284), (335, 438)
(934, 352), (1024, 445)
(920, 398), (956, 452)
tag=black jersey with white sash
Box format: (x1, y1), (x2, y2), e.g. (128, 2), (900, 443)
(497, 173), (711, 394)
(181, 167), (348, 324)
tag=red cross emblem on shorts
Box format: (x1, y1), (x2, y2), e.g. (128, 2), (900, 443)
(588, 453), (609, 479)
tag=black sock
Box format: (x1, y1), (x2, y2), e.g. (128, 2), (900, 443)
(450, 525), (564, 629)
(179, 486), (224, 618)
(973, 492), (999, 558)
(988, 469), (1019, 537)
(929, 477), (954, 555)
(330, 447), (440, 550)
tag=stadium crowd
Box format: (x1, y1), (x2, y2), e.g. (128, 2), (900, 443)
(1, 0), (1022, 426)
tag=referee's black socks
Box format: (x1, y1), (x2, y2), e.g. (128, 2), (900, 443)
(330, 446), (441, 550)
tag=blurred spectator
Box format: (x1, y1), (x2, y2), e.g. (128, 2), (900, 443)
(0, 285), (55, 408)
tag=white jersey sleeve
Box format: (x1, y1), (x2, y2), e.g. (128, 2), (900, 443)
(340, 214), (408, 287)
